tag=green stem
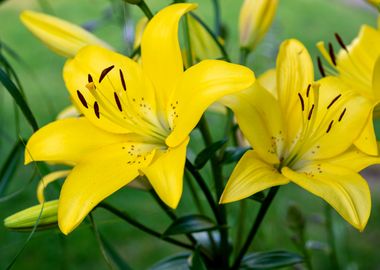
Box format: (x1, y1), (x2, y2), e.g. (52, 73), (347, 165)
(98, 202), (194, 250)
(137, 0), (153, 19)
(183, 14), (194, 67)
(185, 159), (220, 223)
(190, 13), (230, 62)
(211, 0), (222, 36)
(239, 47), (249, 65)
(325, 204), (339, 270)
(150, 190), (198, 246)
(185, 170), (205, 214)
(234, 200), (247, 256)
(198, 117), (229, 268)
(231, 187), (279, 270)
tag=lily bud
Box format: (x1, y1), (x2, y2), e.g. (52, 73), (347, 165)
(239, 0), (278, 51)
(4, 200), (58, 231)
(20, 10), (113, 58)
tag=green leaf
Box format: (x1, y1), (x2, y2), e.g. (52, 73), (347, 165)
(241, 250), (304, 269)
(248, 192), (266, 203)
(164, 215), (219, 236)
(0, 68), (38, 131)
(194, 139), (227, 169)
(189, 247), (207, 270)
(222, 146), (250, 164)
(0, 141), (23, 196)
(149, 253), (191, 270)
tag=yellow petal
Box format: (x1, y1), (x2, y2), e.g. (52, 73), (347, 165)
(276, 39), (314, 144)
(258, 68), (277, 98)
(354, 110), (378, 156)
(20, 10), (112, 58)
(141, 138), (189, 209)
(141, 3), (197, 116)
(58, 143), (156, 234)
(166, 59), (255, 147)
(372, 56), (380, 100)
(327, 147), (380, 172)
(25, 118), (126, 165)
(133, 17), (148, 50)
(63, 45), (160, 135)
(282, 164), (371, 231)
(221, 83), (282, 164)
(220, 150), (289, 203)
(37, 170), (71, 203)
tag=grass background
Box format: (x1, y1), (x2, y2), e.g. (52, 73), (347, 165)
(0, 0), (380, 269)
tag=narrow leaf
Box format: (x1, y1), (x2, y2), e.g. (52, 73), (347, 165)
(149, 253), (191, 270)
(164, 215), (218, 236)
(0, 68), (38, 131)
(0, 141), (23, 196)
(241, 250), (304, 269)
(222, 146), (250, 164)
(190, 246), (207, 270)
(195, 139), (227, 169)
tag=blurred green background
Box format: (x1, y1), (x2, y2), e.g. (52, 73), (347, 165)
(0, 0), (380, 269)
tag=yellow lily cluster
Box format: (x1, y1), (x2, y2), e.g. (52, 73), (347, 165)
(9, 1), (379, 235)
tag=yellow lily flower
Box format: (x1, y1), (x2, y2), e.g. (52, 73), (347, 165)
(317, 26), (380, 155)
(239, 0), (278, 51)
(24, 3), (255, 234)
(221, 39), (378, 231)
(20, 10), (113, 58)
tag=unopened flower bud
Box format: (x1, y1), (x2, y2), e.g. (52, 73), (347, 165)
(4, 200), (58, 231)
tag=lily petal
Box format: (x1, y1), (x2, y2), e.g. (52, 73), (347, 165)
(58, 143), (156, 234)
(276, 39), (314, 144)
(354, 110), (378, 156)
(25, 118), (126, 165)
(282, 164), (371, 231)
(166, 60), (255, 147)
(220, 150), (289, 204)
(327, 147), (380, 172)
(21, 10), (112, 58)
(221, 83), (282, 164)
(258, 68), (277, 98)
(141, 3), (197, 116)
(141, 138), (189, 209)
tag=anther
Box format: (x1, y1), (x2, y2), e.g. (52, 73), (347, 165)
(326, 120), (334, 133)
(338, 108), (346, 121)
(306, 84), (311, 97)
(119, 69), (126, 91)
(334, 33), (348, 52)
(94, 101), (100, 118)
(88, 74), (93, 83)
(328, 42), (336, 66)
(317, 57), (326, 77)
(327, 94), (341, 109)
(99, 65), (115, 83)
(76, 90), (88, 108)
(298, 93), (305, 111)
(308, 104), (314, 120)
(114, 92), (123, 112)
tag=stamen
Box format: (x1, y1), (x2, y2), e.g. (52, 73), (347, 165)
(76, 90), (88, 108)
(94, 101), (100, 118)
(88, 74), (93, 83)
(317, 57), (326, 77)
(326, 120), (334, 133)
(99, 65), (115, 83)
(306, 84), (311, 97)
(327, 94), (341, 109)
(308, 104), (314, 120)
(298, 93), (305, 111)
(328, 42), (336, 66)
(338, 108), (346, 121)
(334, 33), (348, 52)
(114, 92), (123, 112)
(119, 69), (126, 91)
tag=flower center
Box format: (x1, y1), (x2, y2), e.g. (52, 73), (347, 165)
(75, 65), (171, 144)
